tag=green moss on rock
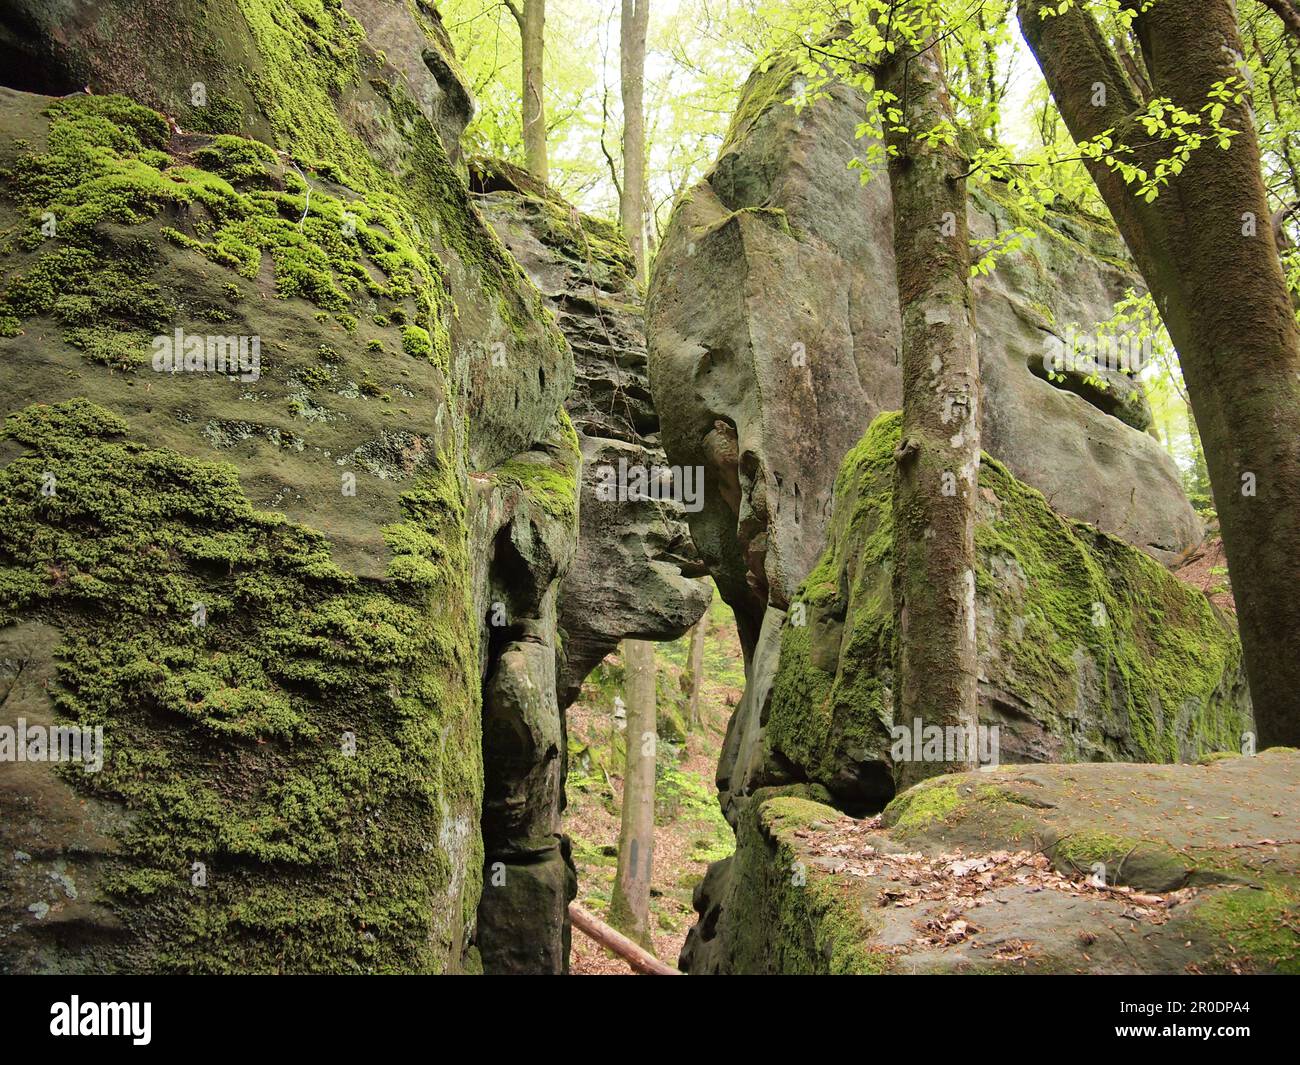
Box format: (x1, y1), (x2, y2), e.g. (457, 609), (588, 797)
(0, 0), (577, 977)
(721, 788), (892, 974)
(489, 411), (580, 523)
(0, 95), (449, 363)
(1193, 883), (1300, 974)
(769, 411), (1251, 802)
(0, 399), (481, 972)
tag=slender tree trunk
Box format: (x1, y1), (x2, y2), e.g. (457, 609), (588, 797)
(1258, 0), (1300, 43)
(610, 639), (656, 947)
(508, 0), (549, 184)
(1020, 0), (1300, 746)
(879, 29), (982, 787)
(686, 614), (708, 730)
(620, 0), (650, 282)
(1187, 405), (1210, 499)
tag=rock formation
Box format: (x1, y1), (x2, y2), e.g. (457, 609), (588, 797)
(647, 52), (1234, 812)
(0, 3), (1281, 980)
(687, 749), (1299, 974)
(770, 414), (1251, 797)
(648, 53), (1255, 972)
(649, 55), (1198, 621)
(0, 0), (710, 973)
(471, 159), (712, 712)
(0, 0), (576, 974)
(468, 159), (709, 972)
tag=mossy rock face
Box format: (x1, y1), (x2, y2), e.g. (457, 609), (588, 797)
(680, 784), (893, 975)
(2, 0), (472, 166)
(684, 754), (1300, 974)
(766, 412), (1251, 806)
(0, 399), (483, 973)
(0, 1), (573, 473)
(0, 1), (576, 974)
(648, 41), (1201, 826)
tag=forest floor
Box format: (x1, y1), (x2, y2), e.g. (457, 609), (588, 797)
(565, 587), (742, 975)
(1172, 531), (1236, 613)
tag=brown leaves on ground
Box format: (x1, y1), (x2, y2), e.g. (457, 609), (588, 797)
(1172, 534), (1235, 612)
(794, 812), (1199, 958)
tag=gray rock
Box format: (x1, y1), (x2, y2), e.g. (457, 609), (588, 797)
(0, 3), (573, 975)
(472, 159), (711, 710)
(683, 753), (1300, 974)
(647, 52), (1200, 647)
(655, 52), (1234, 975)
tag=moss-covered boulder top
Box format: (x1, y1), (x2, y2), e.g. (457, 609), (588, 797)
(717, 751), (1299, 974)
(766, 412), (1251, 808)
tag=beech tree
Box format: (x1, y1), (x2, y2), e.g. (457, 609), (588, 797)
(505, 0), (549, 182)
(1019, 0), (1300, 746)
(760, 2), (984, 781)
(620, 0), (651, 280)
(609, 639), (657, 947)
(877, 8), (982, 784)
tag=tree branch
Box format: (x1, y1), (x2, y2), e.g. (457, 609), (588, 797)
(1256, 0), (1300, 42)
(568, 902), (682, 975)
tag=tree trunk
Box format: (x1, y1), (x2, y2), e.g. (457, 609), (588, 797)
(1020, 0), (1300, 747)
(879, 28), (982, 788)
(510, 0), (548, 184)
(609, 638), (656, 947)
(619, 0), (650, 282)
(1187, 405), (1210, 499)
(686, 613), (708, 730)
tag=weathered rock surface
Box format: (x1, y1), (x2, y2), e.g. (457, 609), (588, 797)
(0, 1), (576, 974)
(654, 52), (1256, 975)
(471, 159), (711, 710)
(647, 50), (1229, 810)
(683, 751), (1300, 974)
(684, 414), (1251, 971)
(649, 55), (1198, 634)
(464, 161), (709, 971)
(0, 0), (474, 163)
(470, 414), (580, 975)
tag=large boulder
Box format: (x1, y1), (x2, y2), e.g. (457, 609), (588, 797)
(684, 414), (1251, 968)
(683, 751), (1300, 974)
(766, 412), (1252, 809)
(0, 1), (575, 974)
(647, 50), (1200, 655)
(653, 51), (1254, 976)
